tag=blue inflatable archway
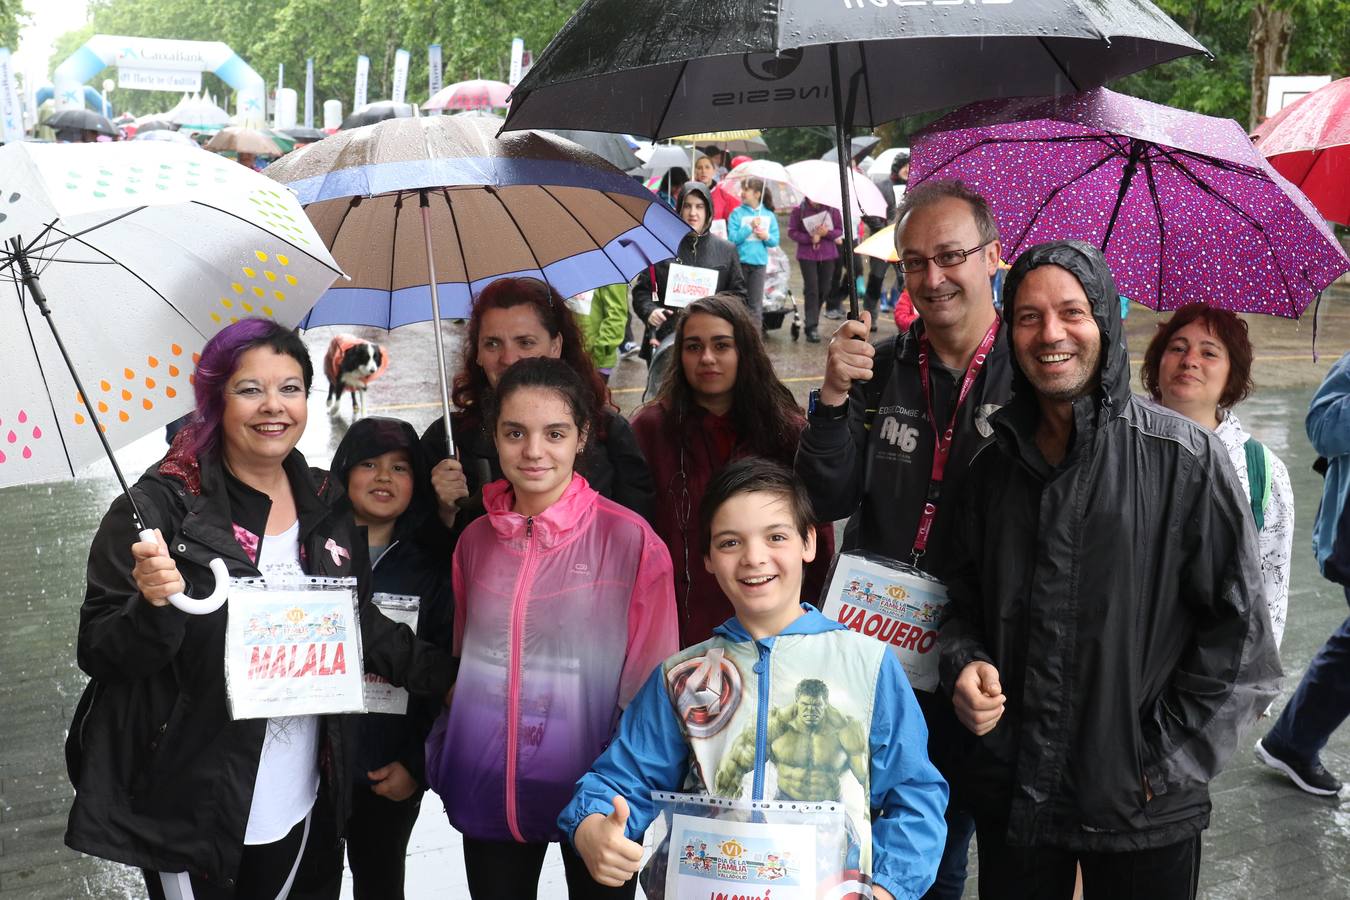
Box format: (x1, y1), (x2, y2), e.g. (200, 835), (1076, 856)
(53, 35), (264, 124)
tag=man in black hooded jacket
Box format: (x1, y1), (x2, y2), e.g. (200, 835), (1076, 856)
(631, 180), (746, 375)
(939, 241), (1280, 898)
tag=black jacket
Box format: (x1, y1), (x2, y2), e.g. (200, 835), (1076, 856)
(65, 437), (455, 884)
(327, 417), (454, 791)
(631, 181), (747, 356)
(421, 408), (655, 540)
(796, 316), (1013, 572)
(938, 241), (1281, 851)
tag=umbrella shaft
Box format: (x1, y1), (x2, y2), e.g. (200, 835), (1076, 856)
(829, 46), (860, 320)
(1102, 140), (1145, 253)
(9, 239), (146, 528)
(420, 197), (456, 459)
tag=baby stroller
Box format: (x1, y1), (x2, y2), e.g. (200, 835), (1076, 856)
(762, 245), (802, 341)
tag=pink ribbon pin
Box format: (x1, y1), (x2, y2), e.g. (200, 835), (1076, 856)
(325, 538), (350, 567)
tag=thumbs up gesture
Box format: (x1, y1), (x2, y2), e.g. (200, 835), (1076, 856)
(575, 796), (644, 886)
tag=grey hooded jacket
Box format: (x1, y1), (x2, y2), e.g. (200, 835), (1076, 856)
(938, 241), (1281, 851)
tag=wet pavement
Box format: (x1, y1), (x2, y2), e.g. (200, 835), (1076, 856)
(0, 297), (1346, 898)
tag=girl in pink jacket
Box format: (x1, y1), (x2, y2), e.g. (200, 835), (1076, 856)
(430, 357), (677, 899)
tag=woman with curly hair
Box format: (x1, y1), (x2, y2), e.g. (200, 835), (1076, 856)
(420, 277), (655, 539)
(629, 293), (836, 647)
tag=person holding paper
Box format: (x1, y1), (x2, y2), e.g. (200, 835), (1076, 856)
(787, 198), (843, 342)
(938, 242), (1280, 898)
(66, 319), (457, 899)
(561, 458), (947, 899)
(795, 180), (1013, 900)
(727, 177), (780, 334)
(630, 294), (835, 647)
(631, 181), (746, 386)
(328, 417), (453, 900)
(428, 358), (677, 900)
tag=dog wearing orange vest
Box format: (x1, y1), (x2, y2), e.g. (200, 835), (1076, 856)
(324, 334), (388, 419)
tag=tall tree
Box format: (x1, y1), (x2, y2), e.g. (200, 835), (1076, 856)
(1, 0), (24, 50)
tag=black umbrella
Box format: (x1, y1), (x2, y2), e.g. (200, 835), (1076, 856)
(543, 129), (641, 171)
(281, 125), (327, 142)
(504, 0), (1207, 315)
(136, 120), (177, 133)
(821, 136), (880, 164)
(45, 108), (117, 137)
(340, 101), (416, 130)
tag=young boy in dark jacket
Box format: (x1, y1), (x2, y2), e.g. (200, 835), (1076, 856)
(329, 417), (454, 899)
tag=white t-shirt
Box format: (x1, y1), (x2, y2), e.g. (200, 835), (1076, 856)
(244, 520), (321, 845)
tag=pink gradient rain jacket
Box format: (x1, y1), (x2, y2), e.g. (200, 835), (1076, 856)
(434, 474), (677, 843)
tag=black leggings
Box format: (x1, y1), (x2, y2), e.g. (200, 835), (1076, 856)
(462, 835), (639, 900)
(144, 812), (311, 900)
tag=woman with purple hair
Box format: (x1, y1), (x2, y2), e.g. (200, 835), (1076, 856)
(65, 318), (456, 899)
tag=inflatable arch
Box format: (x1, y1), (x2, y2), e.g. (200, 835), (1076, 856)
(53, 35), (264, 124)
(36, 84), (114, 114)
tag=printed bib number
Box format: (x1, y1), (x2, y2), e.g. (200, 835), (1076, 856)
(820, 552), (950, 692)
(664, 264), (721, 308)
(225, 578), (366, 719)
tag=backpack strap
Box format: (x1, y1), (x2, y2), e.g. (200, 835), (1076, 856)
(1244, 437), (1272, 531)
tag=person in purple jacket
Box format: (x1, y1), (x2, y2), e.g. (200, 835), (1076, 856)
(788, 198), (844, 342)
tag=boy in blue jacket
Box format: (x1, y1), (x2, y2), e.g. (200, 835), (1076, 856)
(560, 458), (947, 900)
(727, 177), (780, 332)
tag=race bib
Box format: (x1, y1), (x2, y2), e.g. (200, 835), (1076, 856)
(820, 553), (949, 692)
(664, 263), (720, 308)
(225, 578), (366, 719)
(363, 593), (420, 715)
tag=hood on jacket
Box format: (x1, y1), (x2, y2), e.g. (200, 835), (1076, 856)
(1001, 240), (1131, 415)
(330, 416), (434, 541)
(711, 604), (846, 645)
(482, 472), (598, 548)
(676, 180), (713, 236)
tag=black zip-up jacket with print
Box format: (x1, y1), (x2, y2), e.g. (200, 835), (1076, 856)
(65, 438), (454, 886)
(938, 241), (1281, 852)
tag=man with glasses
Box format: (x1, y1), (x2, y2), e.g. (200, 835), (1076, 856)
(795, 179), (1013, 900)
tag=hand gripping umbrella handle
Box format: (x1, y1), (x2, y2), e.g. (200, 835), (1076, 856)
(138, 529), (230, 615)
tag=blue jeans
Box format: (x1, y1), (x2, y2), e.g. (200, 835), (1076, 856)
(924, 803), (977, 900)
(1265, 587), (1350, 763)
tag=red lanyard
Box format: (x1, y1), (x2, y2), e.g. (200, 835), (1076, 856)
(911, 318), (1000, 562)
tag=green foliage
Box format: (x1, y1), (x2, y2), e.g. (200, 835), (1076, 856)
(0, 0), (24, 50)
(48, 0), (584, 117)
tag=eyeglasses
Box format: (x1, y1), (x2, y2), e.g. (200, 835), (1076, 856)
(898, 243), (988, 274)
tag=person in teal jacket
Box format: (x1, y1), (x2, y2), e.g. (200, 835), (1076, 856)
(570, 283), (631, 382)
(560, 458), (948, 900)
(727, 177), (780, 333)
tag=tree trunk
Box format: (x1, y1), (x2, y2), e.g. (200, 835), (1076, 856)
(1249, 3), (1295, 130)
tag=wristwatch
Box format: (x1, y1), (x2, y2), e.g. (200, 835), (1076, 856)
(808, 389), (848, 420)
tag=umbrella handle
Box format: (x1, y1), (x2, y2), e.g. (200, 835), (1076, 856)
(139, 529), (230, 615)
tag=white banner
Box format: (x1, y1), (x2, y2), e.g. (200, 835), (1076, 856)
(324, 98), (343, 131)
(354, 55), (369, 109)
(118, 67), (202, 92)
(114, 37), (208, 72)
(275, 87), (298, 130)
(390, 48), (410, 104)
(304, 58), (314, 128)
(0, 49), (23, 143)
(508, 37), (525, 87)
(428, 44), (443, 98)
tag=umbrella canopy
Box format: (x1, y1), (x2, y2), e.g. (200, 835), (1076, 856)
(544, 130), (642, 171)
(340, 101), (416, 130)
(505, 0), (1206, 138)
(719, 158), (802, 207)
(869, 147), (909, 177)
(264, 115), (688, 329)
(424, 79), (512, 112)
(786, 160), (887, 219)
(135, 118), (177, 134)
(671, 130), (768, 153)
(910, 87), (1350, 317)
(280, 125), (327, 143)
(1253, 77), (1350, 226)
(854, 223), (898, 264)
(132, 129), (198, 145)
(638, 143), (699, 175)
(0, 141), (343, 489)
(821, 135), (880, 164)
(205, 126), (285, 157)
(45, 108), (117, 137)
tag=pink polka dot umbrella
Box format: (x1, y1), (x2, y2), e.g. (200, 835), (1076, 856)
(910, 87), (1349, 318)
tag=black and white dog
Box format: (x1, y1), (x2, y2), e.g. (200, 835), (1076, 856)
(324, 334), (388, 419)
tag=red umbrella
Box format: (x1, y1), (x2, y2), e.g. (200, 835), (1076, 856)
(1254, 77), (1350, 225)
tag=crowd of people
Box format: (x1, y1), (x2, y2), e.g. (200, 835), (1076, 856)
(62, 175), (1350, 900)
